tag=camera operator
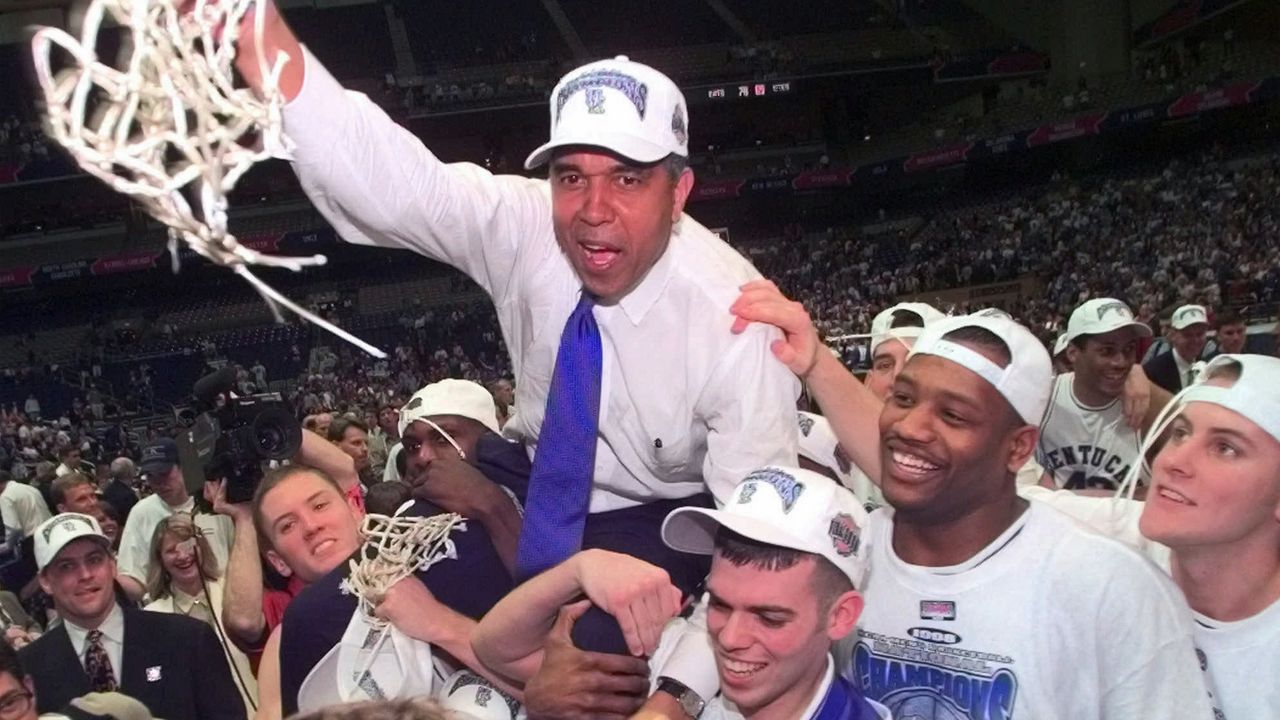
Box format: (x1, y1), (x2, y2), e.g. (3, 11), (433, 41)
(114, 440), (234, 602)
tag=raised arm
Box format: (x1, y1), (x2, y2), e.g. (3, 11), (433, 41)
(208, 479), (269, 647)
(731, 280), (886, 483)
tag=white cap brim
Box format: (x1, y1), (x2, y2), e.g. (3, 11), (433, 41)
(1066, 319), (1152, 344)
(524, 132), (681, 170)
(661, 506), (814, 559)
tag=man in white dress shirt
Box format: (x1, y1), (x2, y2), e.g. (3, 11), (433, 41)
(231, 1), (799, 674)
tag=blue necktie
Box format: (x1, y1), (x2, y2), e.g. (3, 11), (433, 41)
(515, 292), (602, 580)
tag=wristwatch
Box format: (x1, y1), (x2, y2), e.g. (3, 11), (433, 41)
(657, 677), (706, 718)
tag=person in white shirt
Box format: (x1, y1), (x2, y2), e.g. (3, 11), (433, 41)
(1037, 298), (1172, 490)
(717, 294), (1215, 719)
(115, 439), (233, 602)
(473, 466), (891, 720)
(0, 471), (52, 597)
(52, 447), (81, 479)
(232, 3), (799, 671)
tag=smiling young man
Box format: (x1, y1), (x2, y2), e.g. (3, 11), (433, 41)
(233, 8), (799, 670)
(473, 466), (889, 720)
(862, 303), (945, 402)
(18, 513), (243, 720)
(1037, 298), (1172, 490)
(1136, 354), (1280, 719)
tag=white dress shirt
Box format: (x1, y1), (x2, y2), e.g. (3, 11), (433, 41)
(0, 481), (51, 536)
(1172, 349), (1196, 388)
(280, 49), (800, 510)
(64, 603), (124, 683)
(116, 496), (234, 586)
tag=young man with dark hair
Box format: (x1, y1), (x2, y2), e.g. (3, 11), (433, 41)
(325, 417), (370, 478)
(1038, 298), (1172, 489)
(474, 466), (887, 719)
(0, 639), (37, 720)
(1206, 307), (1247, 357)
(723, 289), (1215, 719)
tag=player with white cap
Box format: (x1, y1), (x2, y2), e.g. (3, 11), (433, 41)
(1036, 298), (1172, 490)
(472, 466), (889, 719)
(1143, 304), (1211, 393)
(863, 303), (945, 402)
(235, 10), (800, 700)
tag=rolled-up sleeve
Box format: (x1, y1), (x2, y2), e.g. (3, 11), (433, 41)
(280, 48), (551, 303)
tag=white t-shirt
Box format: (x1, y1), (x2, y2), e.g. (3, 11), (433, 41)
(1037, 373), (1142, 490)
(1193, 595), (1280, 719)
(116, 495), (234, 586)
(280, 49), (801, 512)
(700, 655), (892, 720)
(842, 502), (1213, 720)
(0, 481), (51, 536)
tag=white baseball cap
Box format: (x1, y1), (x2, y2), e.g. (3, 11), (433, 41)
(1065, 298), (1152, 344)
(438, 670), (520, 720)
(398, 379), (500, 436)
(35, 512), (111, 571)
(1052, 333), (1069, 357)
(1171, 304), (1210, 330)
(1182, 354), (1280, 445)
(796, 412), (854, 485)
(869, 302), (945, 356)
(524, 56), (689, 170)
(662, 466), (870, 588)
(909, 314), (1053, 424)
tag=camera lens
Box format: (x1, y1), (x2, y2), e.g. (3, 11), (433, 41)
(252, 407), (302, 460)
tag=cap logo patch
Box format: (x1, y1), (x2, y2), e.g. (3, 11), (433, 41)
(828, 513), (861, 556)
(740, 468), (804, 512)
(1095, 301), (1131, 321)
(797, 413), (815, 437)
(556, 69), (648, 122)
(44, 515), (92, 542)
(585, 87), (605, 114)
(833, 443), (852, 474)
(1176, 307), (1206, 322)
(671, 106), (687, 144)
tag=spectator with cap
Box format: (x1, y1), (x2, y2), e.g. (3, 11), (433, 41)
(18, 513), (244, 720)
(113, 439), (233, 602)
(236, 12), (800, 684)
(1144, 304), (1211, 393)
(474, 466), (888, 719)
(99, 461), (138, 528)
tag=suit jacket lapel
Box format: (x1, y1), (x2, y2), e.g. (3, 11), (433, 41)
(119, 608), (159, 707)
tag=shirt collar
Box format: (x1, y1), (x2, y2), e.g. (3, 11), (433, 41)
(164, 496), (195, 514)
(796, 654), (836, 719)
(65, 602), (124, 647)
(170, 587), (208, 614)
(615, 231), (677, 325)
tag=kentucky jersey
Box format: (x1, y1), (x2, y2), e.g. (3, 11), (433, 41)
(840, 503), (1213, 720)
(1036, 373), (1142, 490)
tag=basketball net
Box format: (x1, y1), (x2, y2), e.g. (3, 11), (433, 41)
(30, 0), (386, 358)
(343, 511), (465, 629)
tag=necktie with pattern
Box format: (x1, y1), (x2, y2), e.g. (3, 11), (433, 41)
(84, 629), (117, 692)
(514, 293), (603, 580)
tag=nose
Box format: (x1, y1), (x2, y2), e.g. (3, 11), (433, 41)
(300, 512), (322, 540)
(578, 180), (615, 226)
(713, 611), (751, 652)
(892, 404), (936, 445)
(1153, 431), (1195, 480)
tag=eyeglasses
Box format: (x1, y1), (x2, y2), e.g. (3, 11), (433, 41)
(0, 689), (33, 720)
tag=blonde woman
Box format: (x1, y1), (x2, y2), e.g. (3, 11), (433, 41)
(143, 514), (258, 715)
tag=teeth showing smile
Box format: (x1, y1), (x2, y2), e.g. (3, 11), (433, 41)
(893, 451), (940, 472)
(312, 539), (336, 555)
(1157, 487), (1193, 505)
(721, 658), (766, 677)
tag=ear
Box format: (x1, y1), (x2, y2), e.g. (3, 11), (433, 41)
(264, 549), (293, 578)
(825, 590), (864, 641)
(345, 489), (365, 519)
(1006, 424), (1040, 474)
(670, 167), (695, 222)
(37, 572), (52, 597)
(1065, 343), (1079, 364)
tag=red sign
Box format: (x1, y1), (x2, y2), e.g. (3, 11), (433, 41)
(691, 179), (744, 202)
(903, 143), (972, 173)
(1026, 112), (1108, 147)
(0, 267), (34, 288)
(92, 251), (160, 275)
(238, 233), (282, 253)
(793, 169), (852, 190)
(1167, 81), (1258, 118)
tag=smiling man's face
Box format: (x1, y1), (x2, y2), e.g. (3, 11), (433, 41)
(259, 470), (362, 583)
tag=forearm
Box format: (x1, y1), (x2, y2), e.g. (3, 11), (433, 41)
(807, 350), (884, 483)
(254, 627), (283, 720)
(296, 430), (359, 493)
(223, 515), (267, 643)
(471, 554), (587, 681)
(395, 608), (524, 701)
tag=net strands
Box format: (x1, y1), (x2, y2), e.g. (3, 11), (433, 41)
(29, 0), (386, 358)
(344, 512), (465, 629)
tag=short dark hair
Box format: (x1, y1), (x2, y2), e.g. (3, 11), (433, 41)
(365, 482), (412, 516)
(713, 527), (852, 613)
(1214, 308), (1244, 329)
(59, 446), (80, 460)
(0, 638), (26, 684)
(941, 326), (1012, 367)
(661, 153), (688, 182)
(327, 417), (368, 443)
(251, 465), (344, 550)
(888, 310), (925, 329)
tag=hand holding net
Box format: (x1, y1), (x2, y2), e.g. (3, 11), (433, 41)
(30, 0), (386, 357)
(343, 512), (465, 630)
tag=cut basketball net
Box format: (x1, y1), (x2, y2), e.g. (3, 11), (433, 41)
(30, 0), (385, 358)
(341, 511), (465, 689)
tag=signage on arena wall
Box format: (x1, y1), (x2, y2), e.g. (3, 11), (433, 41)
(792, 169), (853, 190)
(691, 178), (744, 201)
(92, 251), (161, 275)
(0, 267), (34, 288)
(1025, 112), (1108, 147)
(1134, 0), (1250, 47)
(903, 143), (973, 173)
(1166, 80), (1260, 118)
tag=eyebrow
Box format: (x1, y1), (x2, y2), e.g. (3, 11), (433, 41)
(271, 491), (329, 530)
(707, 590), (796, 618)
(549, 160), (652, 177)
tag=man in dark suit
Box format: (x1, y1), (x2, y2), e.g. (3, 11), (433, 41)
(18, 513), (244, 720)
(1143, 304), (1211, 393)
